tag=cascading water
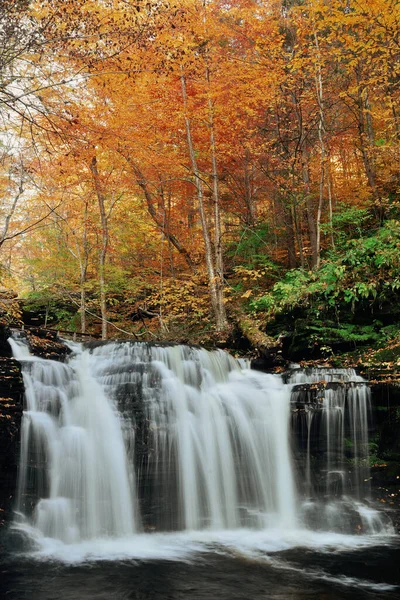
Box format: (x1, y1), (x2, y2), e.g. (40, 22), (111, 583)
(93, 342), (296, 531)
(8, 337), (393, 553)
(9, 337), (137, 542)
(288, 367), (389, 533)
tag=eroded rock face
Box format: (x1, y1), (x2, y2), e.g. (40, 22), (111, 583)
(0, 326), (23, 527)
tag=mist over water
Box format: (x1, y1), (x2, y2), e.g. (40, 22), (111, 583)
(4, 337), (398, 598)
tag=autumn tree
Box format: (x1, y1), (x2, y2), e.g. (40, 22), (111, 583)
(5, 0), (399, 340)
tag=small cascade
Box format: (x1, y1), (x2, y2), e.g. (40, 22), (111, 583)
(288, 367), (388, 533)
(287, 367), (365, 384)
(9, 339), (393, 549)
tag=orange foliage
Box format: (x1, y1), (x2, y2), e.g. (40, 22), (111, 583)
(0, 0), (398, 332)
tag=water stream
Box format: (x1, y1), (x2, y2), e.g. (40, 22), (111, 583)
(3, 337), (398, 598)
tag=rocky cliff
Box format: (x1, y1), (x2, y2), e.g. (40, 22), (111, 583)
(0, 325), (24, 528)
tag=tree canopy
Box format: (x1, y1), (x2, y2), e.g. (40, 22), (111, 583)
(0, 0), (399, 348)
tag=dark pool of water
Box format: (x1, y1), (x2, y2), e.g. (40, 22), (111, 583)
(1, 541), (399, 600)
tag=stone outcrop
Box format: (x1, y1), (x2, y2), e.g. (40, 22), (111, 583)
(0, 325), (24, 527)
(25, 328), (71, 361)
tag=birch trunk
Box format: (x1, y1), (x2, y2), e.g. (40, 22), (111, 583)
(313, 28), (326, 269)
(79, 200), (90, 334)
(206, 68), (228, 330)
(90, 156), (108, 340)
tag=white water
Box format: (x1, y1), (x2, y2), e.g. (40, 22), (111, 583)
(288, 367), (365, 384)
(287, 367), (392, 533)
(85, 342), (295, 532)
(12, 339), (136, 542)
(9, 339), (394, 560)
(17, 527), (394, 564)
(288, 368), (371, 495)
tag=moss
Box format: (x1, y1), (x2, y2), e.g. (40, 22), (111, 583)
(369, 342), (400, 364)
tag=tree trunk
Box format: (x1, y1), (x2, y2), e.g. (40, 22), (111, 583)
(302, 150), (318, 268)
(327, 163), (335, 250)
(244, 148), (256, 226)
(79, 200), (90, 335)
(356, 67), (379, 202)
(80, 276), (86, 335)
(126, 159), (194, 270)
(206, 68), (228, 330)
(311, 27), (327, 269)
(292, 200), (305, 268)
(285, 199), (297, 268)
(229, 304), (279, 358)
(181, 73), (226, 331)
(90, 156), (108, 340)
(0, 164), (24, 249)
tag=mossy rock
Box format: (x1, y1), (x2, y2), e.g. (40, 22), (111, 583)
(369, 342), (400, 364)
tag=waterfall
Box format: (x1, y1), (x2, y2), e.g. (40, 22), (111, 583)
(10, 338), (136, 542)
(104, 343), (296, 531)
(288, 367), (388, 533)
(9, 338), (392, 548)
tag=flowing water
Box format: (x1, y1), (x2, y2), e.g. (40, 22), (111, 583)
(288, 367), (386, 534)
(2, 337), (398, 599)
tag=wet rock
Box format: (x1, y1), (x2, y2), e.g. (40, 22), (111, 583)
(0, 325), (24, 528)
(0, 323), (12, 357)
(26, 329), (71, 361)
(0, 524), (40, 553)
